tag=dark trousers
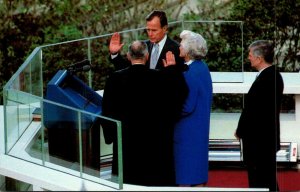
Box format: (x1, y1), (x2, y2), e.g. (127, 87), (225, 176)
(246, 158), (279, 191)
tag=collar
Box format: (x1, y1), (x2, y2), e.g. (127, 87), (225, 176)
(185, 60), (194, 66)
(257, 65), (271, 77)
(156, 35), (167, 50)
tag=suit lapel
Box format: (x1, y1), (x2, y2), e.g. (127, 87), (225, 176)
(145, 37), (171, 69)
(145, 41), (152, 68)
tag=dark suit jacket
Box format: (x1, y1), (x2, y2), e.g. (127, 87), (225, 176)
(101, 64), (187, 186)
(110, 36), (184, 71)
(236, 65), (284, 163)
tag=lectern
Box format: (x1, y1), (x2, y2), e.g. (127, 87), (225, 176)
(43, 70), (102, 173)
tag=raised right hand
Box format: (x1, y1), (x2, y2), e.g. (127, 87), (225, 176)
(109, 32), (124, 54)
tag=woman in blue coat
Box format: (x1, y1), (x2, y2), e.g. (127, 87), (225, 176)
(174, 30), (213, 186)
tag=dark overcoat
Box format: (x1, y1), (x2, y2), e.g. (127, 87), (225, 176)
(101, 64), (187, 186)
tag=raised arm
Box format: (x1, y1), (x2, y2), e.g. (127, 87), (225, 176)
(108, 32), (130, 70)
(109, 32), (124, 54)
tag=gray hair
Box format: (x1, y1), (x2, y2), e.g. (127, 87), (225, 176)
(180, 30), (208, 60)
(249, 40), (274, 64)
(128, 40), (148, 60)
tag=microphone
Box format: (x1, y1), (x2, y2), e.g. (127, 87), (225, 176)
(67, 59), (91, 73)
(81, 65), (91, 71)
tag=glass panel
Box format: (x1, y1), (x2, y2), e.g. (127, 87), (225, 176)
(210, 93), (244, 140)
(29, 49), (43, 97)
(280, 94), (296, 121)
(38, 66), (123, 188)
(0, 176), (32, 191)
(42, 101), (91, 175)
(4, 89), (43, 164)
(4, 99), (19, 152)
(4, 90), (40, 153)
(281, 94), (295, 113)
(41, 40), (90, 92)
(88, 35), (113, 91)
(4, 66), (123, 189)
(212, 93), (243, 113)
(3, 48), (43, 97)
(82, 114), (122, 189)
(5, 96), (122, 189)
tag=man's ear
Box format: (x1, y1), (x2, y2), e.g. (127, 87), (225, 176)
(162, 25), (168, 32)
(145, 53), (149, 61)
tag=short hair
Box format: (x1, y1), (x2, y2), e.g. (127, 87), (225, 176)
(180, 30), (208, 60)
(128, 40), (148, 60)
(249, 40), (274, 63)
(146, 10), (168, 28)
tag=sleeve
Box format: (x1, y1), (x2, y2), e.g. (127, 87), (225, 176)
(159, 65), (188, 121)
(101, 74), (118, 144)
(108, 54), (131, 71)
(181, 75), (198, 116)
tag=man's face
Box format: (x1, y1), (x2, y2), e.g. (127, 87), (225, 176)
(146, 16), (167, 44)
(248, 48), (261, 70)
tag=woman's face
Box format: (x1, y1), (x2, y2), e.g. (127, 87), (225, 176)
(179, 41), (188, 61)
(179, 42), (185, 57)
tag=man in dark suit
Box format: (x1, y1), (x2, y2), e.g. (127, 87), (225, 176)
(101, 40), (187, 186)
(109, 10), (184, 70)
(235, 40), (284, 191)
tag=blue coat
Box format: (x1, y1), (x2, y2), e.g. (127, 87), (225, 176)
(174, 60), (212, 185)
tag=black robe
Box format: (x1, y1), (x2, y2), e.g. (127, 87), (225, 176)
(101, 64), (187, 186)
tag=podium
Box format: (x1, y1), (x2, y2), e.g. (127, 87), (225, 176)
(43, 70), (102, 173)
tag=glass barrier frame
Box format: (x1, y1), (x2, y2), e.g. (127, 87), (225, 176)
(3, 88), (123, 189)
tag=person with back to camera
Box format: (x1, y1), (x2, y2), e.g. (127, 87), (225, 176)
(101, 40), (187, 186)
(167, 30), (213, 187)
(234, 40), (284, 191)
(109, 10), (184, 71)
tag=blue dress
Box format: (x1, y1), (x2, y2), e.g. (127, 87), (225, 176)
(174, 60), (212, 185)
